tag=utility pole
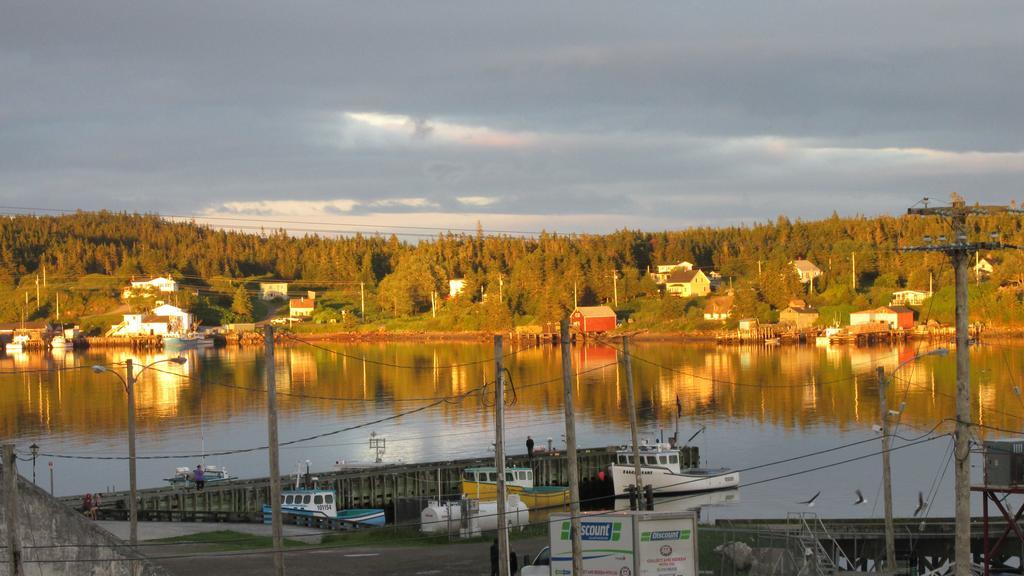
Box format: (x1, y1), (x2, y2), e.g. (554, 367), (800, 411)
(877, 367), (896, 571)
(360, 282), (365, 321)
(494, 335), (510, 576)
(125, 359), (138, 549)
(851, 252), (856, 290)
(264, 325), (285, 576)
(430, 291), (436, 318)
(612, 270), (618, 307)
(573, 282), (578, 309)
(560, 320), (583, 574)
(905, 193), (1022, 576)
(622, 336), (642, 576)
(3, 445), (23, 576)
(35, 275), (39, 307)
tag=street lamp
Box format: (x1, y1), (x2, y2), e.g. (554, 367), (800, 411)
(29, 443), (38, 484)
(91, 356), (187, 548)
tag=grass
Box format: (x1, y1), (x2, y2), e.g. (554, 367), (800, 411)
(321, 523), (548, 548)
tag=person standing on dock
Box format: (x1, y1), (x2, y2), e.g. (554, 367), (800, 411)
(193, 464), (205, 492)
(526, 436), (535, 461)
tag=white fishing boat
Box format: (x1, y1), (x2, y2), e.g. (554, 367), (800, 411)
(4, 335), (30, 353)
(195, 334), (215, 348)
(49, 335), (70, 349)
(165, 464), (236, 487)
(607, 443), (739, 496)
(265, 463), (384, 528)
(815, 326), (843, 346)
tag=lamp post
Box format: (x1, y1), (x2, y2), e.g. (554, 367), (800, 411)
(878, 346), (949, 570)
(91, 356), (187, 548)
(29, 443), (38, 484)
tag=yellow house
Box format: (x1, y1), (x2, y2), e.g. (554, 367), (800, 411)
(665, 269), (711, 298)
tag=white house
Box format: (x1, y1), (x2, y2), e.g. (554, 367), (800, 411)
(289, 298), (315, 318)
(449, 278), (466, 298)
(108, 304), (193, 337)
(975, 257), (995, 278)
(791, 260), (822, 284)
(890, 290), (929, 307)
(651, 261), (694, 284)
(260, 282), (289, 300)
(122, 276), (179, 299)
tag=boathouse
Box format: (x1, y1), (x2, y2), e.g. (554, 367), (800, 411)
(850, 306), (914, 330)
(570, 306), (617, 334)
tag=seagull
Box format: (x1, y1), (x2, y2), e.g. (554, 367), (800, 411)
(913, 491), (927, 517)
(853, 490), (867, 505)
(799, 491), (821, 507)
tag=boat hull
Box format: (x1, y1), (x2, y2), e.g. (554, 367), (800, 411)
(608, 464), (739, 496)
(460, 481), (570, 509)
(262, 505), (385, 527)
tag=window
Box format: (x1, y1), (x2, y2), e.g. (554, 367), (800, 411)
(526, 470), (533, 480)
(669, 455), (678, 464)
(304, 495), (312, 504)
(659, 456), (668, 464)
(285, 495), (293, 505)
(534, 547), (551, 566)
(517, 471), (526, 481)
(325, 495), (334, 504)
(488, 473), (497, 482)
(464, 471), (476, 481)
(314, 495), (323, 505)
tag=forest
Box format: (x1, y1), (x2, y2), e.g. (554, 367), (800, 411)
(2, 210), (1024, 332)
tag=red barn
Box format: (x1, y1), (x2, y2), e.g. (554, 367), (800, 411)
(570, 306), (617, 333)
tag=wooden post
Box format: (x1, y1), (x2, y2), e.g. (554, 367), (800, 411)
(264, 325), (285, 576)
(560, 320), (583, 573)
(3, 445), (23, 576)
(623, 336), (642, 576)
(494, 335), (510, 576)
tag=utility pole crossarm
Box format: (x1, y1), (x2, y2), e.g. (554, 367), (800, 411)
(900, 242), (1018, 253)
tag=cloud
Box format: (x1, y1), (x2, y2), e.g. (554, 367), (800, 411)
(342, 112), (536, 148)
(213, 199), (360, 216)
(369, 197), (438, 208)
(456, 196), (501, 207)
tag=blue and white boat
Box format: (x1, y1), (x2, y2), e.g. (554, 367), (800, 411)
(263, 489), (385, 528)
(163, 333), (198, 350)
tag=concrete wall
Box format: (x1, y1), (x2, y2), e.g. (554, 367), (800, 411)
(1, 462), (169, 576)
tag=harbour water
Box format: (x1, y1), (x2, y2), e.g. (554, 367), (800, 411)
(3, 339), (1022, 521)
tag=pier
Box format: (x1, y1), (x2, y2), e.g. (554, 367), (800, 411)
(59, 445), (699, 523)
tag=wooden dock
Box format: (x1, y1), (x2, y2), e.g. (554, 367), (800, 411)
(59, 445), (699, 523)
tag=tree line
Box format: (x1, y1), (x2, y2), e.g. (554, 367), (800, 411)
(2, 210), (1024, 329)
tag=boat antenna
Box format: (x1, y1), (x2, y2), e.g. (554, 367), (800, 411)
(686, 425), (706, 444)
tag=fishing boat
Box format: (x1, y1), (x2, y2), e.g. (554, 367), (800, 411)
(195, 334), (215, 348)
(460, 466), (570, 509)
(816, 326), (843, 346)
(607, 443), (739, 496)
(163, 333), (198, 350)
(4, 334), (30, 353)
(263, 464), (384, 529)
(165, 465), (236, 488)
(49, 335), (70, 349)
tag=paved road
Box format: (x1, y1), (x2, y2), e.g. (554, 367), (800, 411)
(153, 536), (549, 576)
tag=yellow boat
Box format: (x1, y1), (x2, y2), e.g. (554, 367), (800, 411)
(461, 466), (570, 510)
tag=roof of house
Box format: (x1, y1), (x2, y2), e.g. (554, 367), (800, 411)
(791, 259), (821, 273)
(666, 269), (703, 283)
(704, 295), (734, 313)
(893, 289), (928, 295)
(572, 305), (616, 318)
(260, 281), (288, 287)
(853, 306), (914, 315)
(788, 299), (808, 308)
(782, 306), (818, 315)
(290, 298), (315, 308)
(141, 315), (172, 324)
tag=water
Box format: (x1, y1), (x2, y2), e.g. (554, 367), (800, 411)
(3, 340), (1023, 521)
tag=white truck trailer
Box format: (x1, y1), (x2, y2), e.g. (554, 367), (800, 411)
(522, 510), (698, 576)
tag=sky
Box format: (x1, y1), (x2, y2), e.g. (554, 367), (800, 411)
(2, 1), (1023, 236)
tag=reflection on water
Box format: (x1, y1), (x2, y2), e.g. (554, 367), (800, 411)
(3, 341), (1023, 519)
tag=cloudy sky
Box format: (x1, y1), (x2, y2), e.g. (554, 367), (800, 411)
(2, 1), (1022, 236)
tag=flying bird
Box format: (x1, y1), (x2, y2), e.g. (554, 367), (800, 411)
(799, 491), (821, 507)
(853, 490), (867, 505)
(913, 492), (927, 517)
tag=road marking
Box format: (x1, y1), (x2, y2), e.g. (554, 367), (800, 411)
(343, 553), (380, 558)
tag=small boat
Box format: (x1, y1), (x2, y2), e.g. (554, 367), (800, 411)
(607, 443), (739, 496)
(165, 465), (236, 487)
(195, 334), (215, 348)
(163, 333), (198, 350)
(5, 335), (30, 353)
(49, 335), (70, 349)
(461, 466), (570, 510)
(816, 326), (843, 346)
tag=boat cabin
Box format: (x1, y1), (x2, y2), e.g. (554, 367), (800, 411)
(282, 489), (337, 517)
(463, 466), (535, 489)
(613, 444), (683, 474)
